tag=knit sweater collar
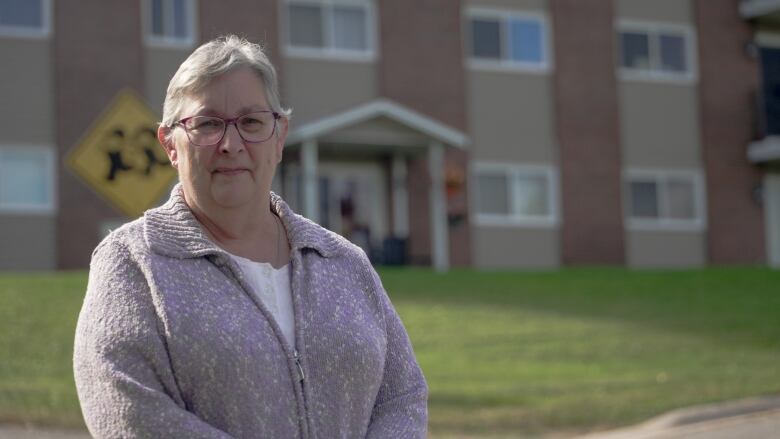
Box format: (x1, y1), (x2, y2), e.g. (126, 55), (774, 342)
(144, 184), (341, 259)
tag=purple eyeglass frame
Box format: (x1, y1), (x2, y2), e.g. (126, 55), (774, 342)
(172, 110), (281, 146)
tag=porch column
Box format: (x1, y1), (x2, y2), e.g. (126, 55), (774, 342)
(301, 138), (319, 223)
(428, 141), (449, 272)
(392, 154), (409, 238)
(767, 173), (780, 268)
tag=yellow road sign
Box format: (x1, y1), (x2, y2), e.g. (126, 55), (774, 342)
(67, 89), (177, 218)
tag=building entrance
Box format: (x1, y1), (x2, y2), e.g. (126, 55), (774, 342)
(317, 161), (389, 259)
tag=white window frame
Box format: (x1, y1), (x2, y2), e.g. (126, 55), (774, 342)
(282, 0), (377, 62)
(472, 162), (559, 228)
(616, 20), (697, 84)
(0, 145), (56, 215)
(623, 168), (706, 231)
(0, 0), (51, 39)
(142, 0), (198, 49)
(465, 8), (552, 74)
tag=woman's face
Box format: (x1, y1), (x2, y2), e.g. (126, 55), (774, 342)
(161, 67), (288, 212)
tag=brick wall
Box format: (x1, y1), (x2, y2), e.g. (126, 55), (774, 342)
(551, 0), (626, 265)
(54, 0), (145, 268)
(694, 0), (766, 264)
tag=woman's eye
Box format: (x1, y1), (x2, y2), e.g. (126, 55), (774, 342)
(240, 117), (265, 131)
(242, 118), (263, 126)
(192, 119), (222, 130)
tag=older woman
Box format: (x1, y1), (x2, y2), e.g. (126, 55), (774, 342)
(73, 35), (427, 438)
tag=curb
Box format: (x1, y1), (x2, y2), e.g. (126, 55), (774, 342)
(639, 394), (780, 430)
(576, 394), (780, 439)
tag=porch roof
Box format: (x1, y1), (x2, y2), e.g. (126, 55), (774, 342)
(286, 99), (469, 149)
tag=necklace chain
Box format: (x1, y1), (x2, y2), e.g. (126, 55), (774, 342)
(273, 213), (282, 267)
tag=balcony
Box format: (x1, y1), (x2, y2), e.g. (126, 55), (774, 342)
(741, 0), (780, 20)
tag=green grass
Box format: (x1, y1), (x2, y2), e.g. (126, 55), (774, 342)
(378, 267), (780, 437)
(0, 272), (86, 428)
(1, 267), (779, 437)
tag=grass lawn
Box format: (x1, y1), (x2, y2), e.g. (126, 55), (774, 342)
(1, 267), (779, 438)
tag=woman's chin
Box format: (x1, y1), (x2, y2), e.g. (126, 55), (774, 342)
(210, 184), (255, 209)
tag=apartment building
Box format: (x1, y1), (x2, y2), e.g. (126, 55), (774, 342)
(0, 0), (776, 271)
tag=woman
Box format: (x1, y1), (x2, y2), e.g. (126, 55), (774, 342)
(73, 35), (428, 438)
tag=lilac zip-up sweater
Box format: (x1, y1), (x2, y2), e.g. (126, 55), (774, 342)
(73, 186), (428, 438)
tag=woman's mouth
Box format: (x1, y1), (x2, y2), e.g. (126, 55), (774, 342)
(213, 168), (248, 176)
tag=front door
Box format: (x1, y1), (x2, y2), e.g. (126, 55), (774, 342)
(318, 161), (388, 258)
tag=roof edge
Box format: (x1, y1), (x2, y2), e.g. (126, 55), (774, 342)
(286, 98), (469, 149)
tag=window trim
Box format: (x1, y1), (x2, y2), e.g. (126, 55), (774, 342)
(0, 145), (56, 215)
(0, 0), (52, 39)
(623, 168), (706, 231)
(472, 161), (559, 228)
(142, 0), (198, 49)
(465, 8), (552, 74)
(282, 0), (377, 63)
(616, 19), (698, 84)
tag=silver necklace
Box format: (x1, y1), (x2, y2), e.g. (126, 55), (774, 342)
(273, 214), (282, 267)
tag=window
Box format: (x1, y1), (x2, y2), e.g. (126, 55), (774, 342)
(473, 163), (558, 226)
(467, 9), (550, 72)
(144, 0), (197, 48)
(285, 0), (375, 60)
(0, 146), (55, 213)
(0, 0), (50, 38)
(624, 170), (704, 230)
(617, 21), (696, 82)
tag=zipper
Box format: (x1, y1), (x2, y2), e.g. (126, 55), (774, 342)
(290, 257), (311, 439)
(293, 349), (305, 382)
(221, 252), (309, 437)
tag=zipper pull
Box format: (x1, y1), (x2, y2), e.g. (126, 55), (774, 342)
(293, 350), (305, 382)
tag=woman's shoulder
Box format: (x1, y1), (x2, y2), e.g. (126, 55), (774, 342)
(90, 217), (148, 264)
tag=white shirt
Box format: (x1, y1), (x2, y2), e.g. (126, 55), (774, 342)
(230, 254), (295, 349)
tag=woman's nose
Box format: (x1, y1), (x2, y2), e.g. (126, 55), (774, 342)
(218, 123), (245, 154)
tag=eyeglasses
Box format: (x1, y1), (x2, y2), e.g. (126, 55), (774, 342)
(172, 111), (281, 147)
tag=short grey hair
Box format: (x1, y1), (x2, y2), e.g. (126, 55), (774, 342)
(161, 35), (291, 128)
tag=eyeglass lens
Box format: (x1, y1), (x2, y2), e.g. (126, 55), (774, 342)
(183, 112), (276, 146)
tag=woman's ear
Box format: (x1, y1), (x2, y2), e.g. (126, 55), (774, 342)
(157, 125), (178, 168)
(275, 118), (289, 164)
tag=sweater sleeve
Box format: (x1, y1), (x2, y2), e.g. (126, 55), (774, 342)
(365, 267), (428, 439)
(73, 239), (233, 439)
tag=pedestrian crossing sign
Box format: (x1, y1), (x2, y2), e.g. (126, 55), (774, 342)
(66, 89), (177, 218)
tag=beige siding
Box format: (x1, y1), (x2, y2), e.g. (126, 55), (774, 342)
(469, 72), (556, 163)
(145, 47), (191, 114)
(0, 39), (53, 144)
(620, 83), (701, 168)
(0, 215), (56, 271)
(626, 230), (705, 268)
(473, 227), (559, 269)
(283, 59), (377, 126)
(0, 39), (56, 272)
(616, 0), (693, 23)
